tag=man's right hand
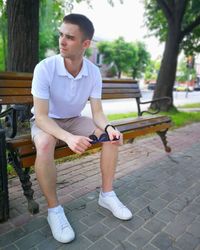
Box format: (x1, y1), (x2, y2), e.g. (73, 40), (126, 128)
(64, 134), (92, 154)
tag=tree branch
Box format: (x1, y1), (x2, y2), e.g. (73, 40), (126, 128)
(175, 0), (188, 24)
(157, 0), (173, 21)
(181, 15), (200, 40)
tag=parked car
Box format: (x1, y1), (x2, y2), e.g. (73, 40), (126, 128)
(194, 86), (200, 91)
(173, 84), (193, 92)
(147, 82), (156, 90)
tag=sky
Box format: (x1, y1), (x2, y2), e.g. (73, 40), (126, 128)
(70, 0), (165, 59)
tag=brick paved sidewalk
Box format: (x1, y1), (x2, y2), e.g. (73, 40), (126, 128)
(0, 123), (200, 249)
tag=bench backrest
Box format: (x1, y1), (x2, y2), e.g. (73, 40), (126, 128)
(0, 72), (141, 105)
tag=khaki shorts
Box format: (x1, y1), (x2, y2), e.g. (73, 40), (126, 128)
(30, 116), (96, 141)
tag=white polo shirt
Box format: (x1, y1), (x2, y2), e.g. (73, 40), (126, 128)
(31, 54), (102, 118)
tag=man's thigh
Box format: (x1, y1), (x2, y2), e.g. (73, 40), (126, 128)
(56, 116), (96, 137)
(30, 116), (96, 140)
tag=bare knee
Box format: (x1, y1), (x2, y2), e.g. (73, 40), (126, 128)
(34, 133), (57, 157)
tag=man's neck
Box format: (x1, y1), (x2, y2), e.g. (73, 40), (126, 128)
(64, 58), (83, 78)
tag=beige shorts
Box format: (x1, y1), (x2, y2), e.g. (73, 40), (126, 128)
(30, 116), (96, 141)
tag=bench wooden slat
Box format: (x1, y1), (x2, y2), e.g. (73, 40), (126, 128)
(0, 96), (33, 104)
(101, 93), (139, 99)
(102, 83), (139, 88)
(102, 88), (140, 94)
(0, 80), (32, 87)
(0, 72), (32, 80)
(0, 88), (31, 95)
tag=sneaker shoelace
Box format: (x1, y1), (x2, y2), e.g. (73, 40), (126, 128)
(109, 194), (127, 209)
(57, 211), (70, 230)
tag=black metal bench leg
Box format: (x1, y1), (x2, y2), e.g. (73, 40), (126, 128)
(0, 130), (9, 222)
(156, 130), (171, 152)
(8, 152), (39, 214)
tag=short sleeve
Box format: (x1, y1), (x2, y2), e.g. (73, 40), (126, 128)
(90, 67), (102, 99)
(31, 62), (50, 99)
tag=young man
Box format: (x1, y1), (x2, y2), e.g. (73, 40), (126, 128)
(31, 13), (132, 244)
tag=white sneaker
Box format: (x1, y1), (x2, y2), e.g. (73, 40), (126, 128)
(98, 191), (133, 220)
(47, 206), (75, 243)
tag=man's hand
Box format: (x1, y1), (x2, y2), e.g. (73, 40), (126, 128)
(106, 126), (123, 145)
(64, 134), (92, 154)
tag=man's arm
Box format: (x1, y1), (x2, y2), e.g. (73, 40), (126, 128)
(90, 98), (122, 143)
(33, 96), (91, 154)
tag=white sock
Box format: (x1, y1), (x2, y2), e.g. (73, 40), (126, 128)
(101, 190), (116, 197)
(48, 205), (63, 214)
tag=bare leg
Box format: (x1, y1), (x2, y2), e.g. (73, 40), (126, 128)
(34, 132), (58, 208)
(100, 142), (119, 192)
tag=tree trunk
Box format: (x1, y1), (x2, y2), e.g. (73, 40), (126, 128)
(7, 0), (39, 72)
(151, 27), (181, 111)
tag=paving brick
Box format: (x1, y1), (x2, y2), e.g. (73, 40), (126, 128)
(115, 241), (137, 250)
(160, 191), (177, 202)
(151, 232), (174, 249)
(174, 232), (200, 250)
(35, 236), (61, 250)
(106, 225), (132, 245)
(87, 238), (115, 250)
(144, 217), (166, 234)
(187, 221), (200, 238)
(58, 235), (91, 250)
(83, 223), (110, 242)
(149, 197), (169, 211)
(142, 244), (159, 250)
(81, 212), (105, 227)
(156, 208), (177, 223)
(122, 215), (145, 232)
(143, 190), (161, 201)
(0, 228), (25, 248)
(137, 206), (158, 221)
(132, 196), (151, 210)
(22, 216), (47, 234)
(15, 231), (47, 249)
(183, 202), (200, 216)
(168, 197), (189, 212)
(128, 228), (154, 248)
(1, 244), (18, 250)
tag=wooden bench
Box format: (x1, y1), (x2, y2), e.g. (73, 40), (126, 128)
(0, 71), (172, 222)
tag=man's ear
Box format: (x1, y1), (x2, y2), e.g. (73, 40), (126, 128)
(83, 39), (91, 49)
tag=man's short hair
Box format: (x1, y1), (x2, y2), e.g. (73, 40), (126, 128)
(63, 13), (94, 40)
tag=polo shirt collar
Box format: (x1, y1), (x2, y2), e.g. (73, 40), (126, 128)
(56, 54), (88, 79)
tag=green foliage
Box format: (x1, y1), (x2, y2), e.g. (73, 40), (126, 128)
(176, 58), (196, 82)
(0, 0), (7, 70)
(85, 47), (92, 58)
(0, 35), (5, 70)
(143, 0), (200, 55)
(144, 59), (161, 81)
(98, 37), (150, 79)
(39, 0), (65, 59)
(97, 37), (133, 78)
(128, 41), (150, 79)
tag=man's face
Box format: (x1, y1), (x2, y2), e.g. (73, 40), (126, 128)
(58, 22), (90, 59)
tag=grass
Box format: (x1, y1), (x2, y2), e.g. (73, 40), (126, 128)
(177, 103), (200, 108)
(108, 103), (200, 129)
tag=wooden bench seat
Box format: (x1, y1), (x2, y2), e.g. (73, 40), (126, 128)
(0, 72), (172, 221)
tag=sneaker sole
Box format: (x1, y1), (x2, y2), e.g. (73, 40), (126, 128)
(47, 217), (75, 243)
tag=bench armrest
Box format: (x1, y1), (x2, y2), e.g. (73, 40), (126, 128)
(138, 97), (171, 116)
(0, 106), (18, 138)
